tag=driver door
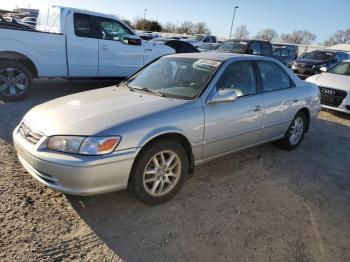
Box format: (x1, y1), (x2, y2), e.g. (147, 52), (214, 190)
(203, 61), (264, 158)
(96, 17), (144, 77)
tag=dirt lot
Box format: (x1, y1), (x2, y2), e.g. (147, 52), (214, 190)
(1, 79), (350, 262)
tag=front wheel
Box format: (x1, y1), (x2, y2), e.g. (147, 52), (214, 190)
(131, 140), (189, 205)
(0, 61), (33, 102)
(278, 112), (306, 150)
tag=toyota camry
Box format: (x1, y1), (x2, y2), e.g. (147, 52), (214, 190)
(14, 52), (321, 205)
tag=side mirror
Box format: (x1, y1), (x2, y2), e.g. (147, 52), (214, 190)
(320, 67), (327, 73)
(122, 35), (142, 46)
(208, 89), (238, 104)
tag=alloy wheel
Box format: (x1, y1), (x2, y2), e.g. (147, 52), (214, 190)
(143, 150), (181, 197)
(0, 68), (28, 98)
(289, 116), (304, 145)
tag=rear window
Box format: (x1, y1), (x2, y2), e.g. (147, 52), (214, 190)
(74, 13), (93, 38)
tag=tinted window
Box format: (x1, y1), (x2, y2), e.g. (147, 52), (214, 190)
(249, 42), (260, 55)
(74, 13), (93, 38)
(203, 36), (210, 43)
(273, 49), (281, 56)
(304, 51), (334, 61)
(218, 40), (248, 53)
(281, 49), (290, 57)
(257, 61), (291, 92)
(260, 43), (271, 55)
(98, 17), (132, 41)
(216, 61), (257, 97)
(211, 36), (217, 43)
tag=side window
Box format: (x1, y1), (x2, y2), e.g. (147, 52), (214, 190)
(281, 49), (289, 57)
(74, 13), (93, 38)
(203, 36), (210, 43)
(257, 61), (291, 92)
(211, 36), (217, 43)
(260, 43), (271, 55)
(273, 49), (281, 56)
(216, 61), (257, 97)
(249, 42), (260, 55)
(98, 17), (133, 42)
(333, 53), (341, 63)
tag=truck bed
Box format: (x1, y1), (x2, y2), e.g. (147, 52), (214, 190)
(0, 28), (67, 77)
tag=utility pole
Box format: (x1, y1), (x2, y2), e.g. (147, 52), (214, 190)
(143, 8), (148, 31)
(229, 5), (239, 39)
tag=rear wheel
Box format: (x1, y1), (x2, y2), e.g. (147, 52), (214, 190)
(0, 61), (33, 101)
(131, 140), (189, 205)
(278, 111), (306, 150)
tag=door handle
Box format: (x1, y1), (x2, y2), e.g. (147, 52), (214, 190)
(286, 98), (299, 104)
(254, 105), (262, 112)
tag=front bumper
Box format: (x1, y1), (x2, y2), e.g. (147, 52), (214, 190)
(13, 126), (139, 196)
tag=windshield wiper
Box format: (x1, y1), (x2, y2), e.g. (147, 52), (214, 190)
(119, 81), (135, 91)
(131, 87), (165, 97)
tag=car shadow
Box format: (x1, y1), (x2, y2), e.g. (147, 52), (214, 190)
(0, 79), (119, 144)
(66, 117), (350, 261)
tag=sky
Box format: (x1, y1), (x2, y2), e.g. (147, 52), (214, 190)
(2, 0), (350, 43)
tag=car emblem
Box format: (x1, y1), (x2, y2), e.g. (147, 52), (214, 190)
(321, 88), (336, 95)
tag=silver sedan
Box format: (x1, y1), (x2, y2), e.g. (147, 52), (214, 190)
(13, 52), (321, 205)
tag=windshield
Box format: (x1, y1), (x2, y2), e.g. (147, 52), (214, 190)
(303, 51), (334, 61)
(189, 34), (204, 41)
(128, 57), (221, 99)
(218, 41), (248, 53)
(328, 62), (350, 76)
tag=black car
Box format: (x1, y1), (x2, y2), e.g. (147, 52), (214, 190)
(272, 47), (295, 67)
(292, 50), (350, 77)
(272, 44), (298, 59)
(217, 39), (273, 57)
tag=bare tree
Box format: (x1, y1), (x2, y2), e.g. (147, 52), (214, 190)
(280, 30), (316, 45)
(193, 22), (211, 34)
(233, 25), (249, 39)
(323, 29), (350, 46)
(255, 29), (278, 42)
(163, 22), (177, 33)
(178, 21), (194, 34)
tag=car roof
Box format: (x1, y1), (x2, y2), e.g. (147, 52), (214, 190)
(166, 51), (271, 62)
(226, 39), (270, 43)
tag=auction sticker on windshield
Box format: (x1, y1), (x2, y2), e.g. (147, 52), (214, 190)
(194, 59), (221, 70)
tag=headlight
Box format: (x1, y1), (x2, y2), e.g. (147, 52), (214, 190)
(47, 136), (121, 155)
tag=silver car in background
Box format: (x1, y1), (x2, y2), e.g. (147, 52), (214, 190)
(13, 52), (321, 205)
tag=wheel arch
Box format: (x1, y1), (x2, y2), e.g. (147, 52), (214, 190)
(298, 107), (310, 132)
(128, 131), (195, 188)
(0, 51), (38, 78)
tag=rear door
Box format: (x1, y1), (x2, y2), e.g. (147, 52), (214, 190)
(96, 17), (144, 77)
(257, 60), (300, 140)
(66, 12), (99, 77)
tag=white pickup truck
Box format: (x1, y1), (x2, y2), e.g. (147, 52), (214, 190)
(0, 6), (176, 101)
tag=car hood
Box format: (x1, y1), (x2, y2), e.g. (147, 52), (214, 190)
(296, 58), (330, 65)
(23, 86), (189, 136)
(307, 73), (350, 91)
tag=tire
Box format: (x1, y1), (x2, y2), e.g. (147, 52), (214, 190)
(0, 61), (33, 102)
(278, 111), (306, 150)
(131, 139), (189, 205)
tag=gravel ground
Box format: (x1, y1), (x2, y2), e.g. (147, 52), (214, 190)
(0, 79), (350, 262)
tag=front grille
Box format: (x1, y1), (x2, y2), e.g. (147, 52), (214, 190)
(319, 86), (347, 107)
(18, 122), (43, 144)
(297, 63), (313, 69)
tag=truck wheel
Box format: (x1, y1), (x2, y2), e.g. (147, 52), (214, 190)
(0, 61), (33, 101)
